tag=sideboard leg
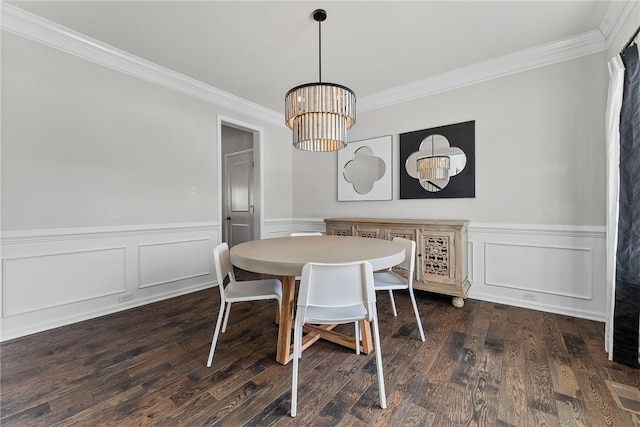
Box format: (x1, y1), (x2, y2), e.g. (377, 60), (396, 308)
(452, 297), (465, 308)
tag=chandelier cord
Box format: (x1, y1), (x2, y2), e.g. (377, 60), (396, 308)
(318, 17), (322, 82)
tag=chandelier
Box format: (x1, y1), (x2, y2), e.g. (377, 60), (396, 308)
(284, 9), (356, 151)
(417, 135), (450, 181)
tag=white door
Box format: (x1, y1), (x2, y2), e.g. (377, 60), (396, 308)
(225, 150), (254, 247)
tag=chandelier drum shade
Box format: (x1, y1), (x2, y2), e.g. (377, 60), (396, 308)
(417, 156), (450, 181)
(285, 9), (356, 152)
(417, 134), (450, 181)
(285, 83), (356, 151)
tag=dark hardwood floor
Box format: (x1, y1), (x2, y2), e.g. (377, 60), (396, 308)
(1, 270), (639, 426)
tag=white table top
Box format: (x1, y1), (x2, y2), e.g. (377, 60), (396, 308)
(230, 235), (405, 277)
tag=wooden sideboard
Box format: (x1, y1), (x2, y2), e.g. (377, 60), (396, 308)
(324, 218), (470, 307)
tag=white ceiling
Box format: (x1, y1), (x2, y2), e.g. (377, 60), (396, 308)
(5, 1), (624, 115)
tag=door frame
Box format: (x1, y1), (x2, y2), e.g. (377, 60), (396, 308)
(217, 115), (264, 243)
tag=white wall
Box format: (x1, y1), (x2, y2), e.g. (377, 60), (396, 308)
(1, 31), (292, 230)
(0, 30), (292, 340)
(293, 52), (608, 226)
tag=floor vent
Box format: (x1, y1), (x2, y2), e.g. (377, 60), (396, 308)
(606, 381), (640, 415)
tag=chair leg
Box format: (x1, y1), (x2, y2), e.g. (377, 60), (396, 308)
(291, 315), (303, 417)
(408, 289), (426, 341)
(370, 310), (387, 409)
(207, 302), (226, 367)
(354, 321), (360, 355)
(388, 290), (397, 317)
(221, 302), (232, 333)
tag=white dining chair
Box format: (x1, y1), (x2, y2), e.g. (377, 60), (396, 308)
(289, 232), (322, 281)
(290, 232), (323, 237)
(290, 261), (386, 417)
(207, 242), (282, 367)
(373, 237), (425, 341)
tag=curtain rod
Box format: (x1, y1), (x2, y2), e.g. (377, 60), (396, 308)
(621, 25), (640, 55)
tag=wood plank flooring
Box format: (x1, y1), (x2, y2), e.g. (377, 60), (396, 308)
(1, 270), (639, 426)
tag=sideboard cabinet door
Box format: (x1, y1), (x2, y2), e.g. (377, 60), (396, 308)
(355, 225), (383, 239)
(326, 223), (354, 236)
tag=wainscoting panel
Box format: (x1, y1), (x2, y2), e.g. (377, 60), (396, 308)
(484, 242), (593, 299)
(139, 239), (210, 288)
(264, 218), (300, 238)
(468, 224), (606, 321)
(1, 223), (218, 341)
(3, 247), (126, 317)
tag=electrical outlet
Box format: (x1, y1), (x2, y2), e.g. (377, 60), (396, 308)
(118, 292), (133, 303)
(523, 292), (537, 301)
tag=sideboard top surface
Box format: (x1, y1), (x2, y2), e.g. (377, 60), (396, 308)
(324, 218), (469, 227)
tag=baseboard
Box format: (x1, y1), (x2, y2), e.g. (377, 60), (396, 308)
(0, 280), (217, 342)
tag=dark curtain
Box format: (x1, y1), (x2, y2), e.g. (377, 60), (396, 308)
(613, 43), (640, 368)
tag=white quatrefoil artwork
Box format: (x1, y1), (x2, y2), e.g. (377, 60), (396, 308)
(337, 135), (392, 201)
(343, 146), (386, 194)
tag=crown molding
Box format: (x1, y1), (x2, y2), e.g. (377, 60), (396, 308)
(358, 29), (607, 112)
(1, 2), (633, 118)
(598, 0), (638, 47)
(0, 3), (284, 126)
(358, 1), (635, 112)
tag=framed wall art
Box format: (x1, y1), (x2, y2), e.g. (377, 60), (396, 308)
(338, 135), (392, 201)
(400, 121), (475, 199)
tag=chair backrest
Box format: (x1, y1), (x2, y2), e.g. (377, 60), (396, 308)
(392, 237), (415, 274)
(290, 232), (323, 237)
(213, 242), (236, 300)
(298, 261), (376, 320)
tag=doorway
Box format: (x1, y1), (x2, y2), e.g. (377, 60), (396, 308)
(219, 117), (263, 247)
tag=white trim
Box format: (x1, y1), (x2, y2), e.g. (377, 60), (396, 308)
(3, 246), (127, 316)
(598, 0), (638, 47)
(0, 280), (217, 342)
(469, 293), (606, 323)
(217, 115), (265, 240)
(358, 30), (607, 112)
(468, 225), (606, 322)
(483, 241), (593, 300)
(1, 2), (634, 117)
(1, 223), (219, 341)
(0, 222), (218, 243)
(0, 3), (282, 126)
(468, 222), (605, 238)
(138, 238), (211, 288)
(291, 219), (606, 236)
(294, 218), (606, 321)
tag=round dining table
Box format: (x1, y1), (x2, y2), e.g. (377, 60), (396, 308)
(230, 235), (405, 364)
